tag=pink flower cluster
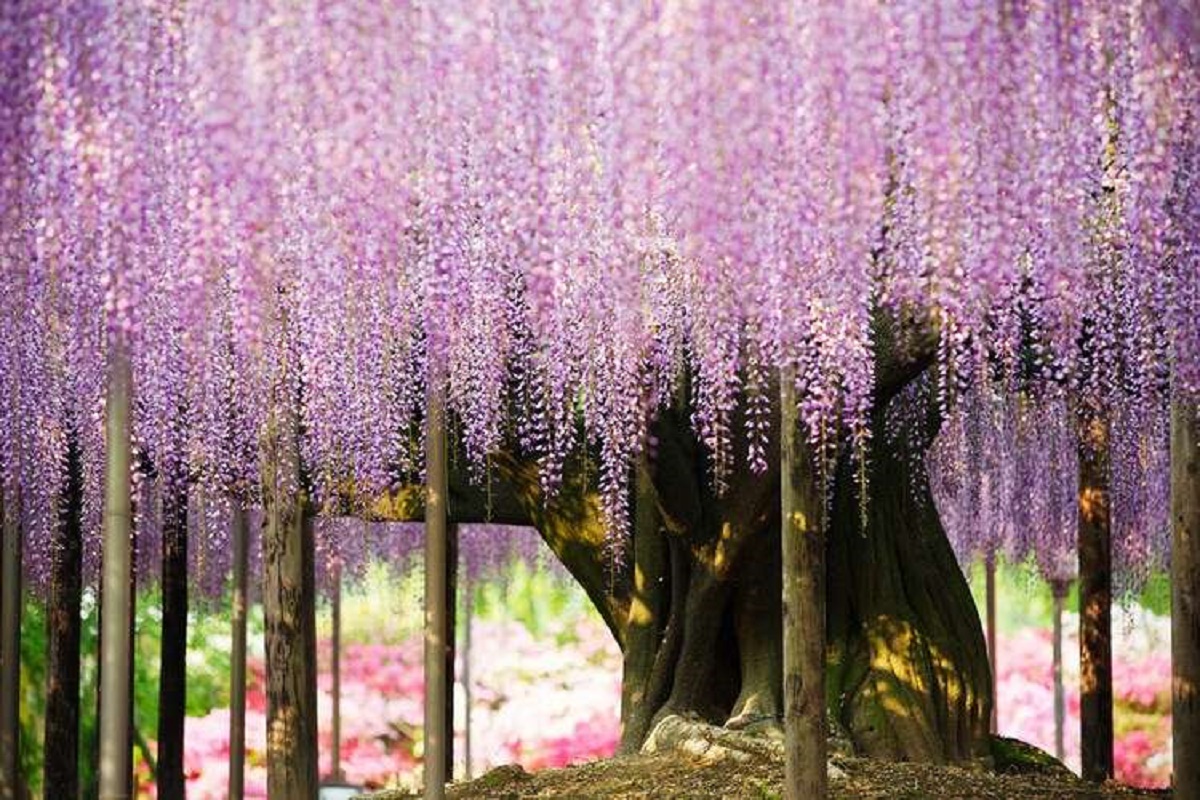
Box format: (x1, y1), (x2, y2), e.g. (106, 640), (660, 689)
(996, 614), (1172, 788)
(141, 616), (621, 797)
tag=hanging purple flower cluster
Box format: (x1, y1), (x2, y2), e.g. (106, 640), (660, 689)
(311, 520), (551, 597)
(927, 381), (1170, 592)
(1109, 402), (1171, 596)
(928, 385), (1081, 584)
(926, 384), (1024, 570)
(2, 1), (1197, 581)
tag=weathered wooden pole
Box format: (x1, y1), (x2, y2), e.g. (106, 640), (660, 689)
(98, 345), (134, 800)
(126, 523), (138, 800)
(45, 432), (84, 799)
(462, 577), (473, 781)
(262, 384), (319, 800)
(1078, 418), (1113, 782)
(780, 367), (826, 800)
(89, 585), (103, 799)
(1051, 579), (1068, 762)
(424, 390), (449, 800)
(330, 558), (343, 782)
(228, 503), (249, 800)
(445, 523), (458, 781)
(1172, 397), (1200, 800)
(157, 467), (189, 800)
(0, 490), (20, 800)
(985, 553), (997, 734)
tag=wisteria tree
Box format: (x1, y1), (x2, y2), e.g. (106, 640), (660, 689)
(1, 3), (1198, 800)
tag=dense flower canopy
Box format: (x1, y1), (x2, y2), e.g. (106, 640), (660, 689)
(1, 1), (1197, 575)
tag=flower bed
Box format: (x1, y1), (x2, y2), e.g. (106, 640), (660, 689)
(995, 607), (1171, 788)
(163, 616), (620, 798)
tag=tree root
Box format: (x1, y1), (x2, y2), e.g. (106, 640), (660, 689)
(641, 714), (849, 779)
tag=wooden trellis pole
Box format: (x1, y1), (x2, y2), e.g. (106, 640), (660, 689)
(424, 390), (450, 800)
(228, 503), (249, 800)
(98, 345), (133, 800)
(1078, 419), (1113, 782)
(780, 367), (827, 800)
(0, 489), (20, 800)
(1172, 397), (1199, 800)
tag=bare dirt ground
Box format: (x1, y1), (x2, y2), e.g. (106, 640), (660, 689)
(364, 735), (1170, 799)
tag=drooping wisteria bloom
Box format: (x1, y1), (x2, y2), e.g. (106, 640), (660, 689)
(926, 384), (1022, 570)
(927, 380), (1170, 593)
(1, 0), (1196, 579)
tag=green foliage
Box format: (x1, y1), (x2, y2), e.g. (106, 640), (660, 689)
(472, 561), (590, 645)
(1136, 572), (1171, 616)
(321, 560), (589, 648)
(322, 563), (424, 646)
(18, 599), (46, 796)
(184, 600), (266, 715)
(966, 557), (1169, 632)
(17, 584), (265, 795)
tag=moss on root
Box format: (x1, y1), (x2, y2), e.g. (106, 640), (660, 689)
(988, 735), (1073, 777)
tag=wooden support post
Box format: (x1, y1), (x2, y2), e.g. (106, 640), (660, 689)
(780, 367), (826, 800)
(1051, 580), (1068, 762)
(462, 578), (473, 781)
(424, 391), (449, 800)
(1172, 398), (1200, 800)
(90, 585), (103, 799)
(157, 468), (188, 800)
(262, 390), (318, 799)
(0, 491), (20, 800)
(331, 558), (342, 782)
(98, 345), (133, 800)
(1078, 421), (1113, 782)
(445, 523), (457, 781)
(45, 432), (83, 798)
(985, 554), (997, 734)
(228, 504), (249, 800)
(126, 523), (137, 800)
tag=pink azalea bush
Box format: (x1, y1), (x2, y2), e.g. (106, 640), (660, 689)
(141, 615), (620, 797)
(995, 607), (1172, 788)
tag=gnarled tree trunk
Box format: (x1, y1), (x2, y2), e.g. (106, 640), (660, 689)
(383, 355), (992, 765)
(609, 394), (990, 764)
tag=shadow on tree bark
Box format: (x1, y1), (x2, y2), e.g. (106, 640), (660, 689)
(378, 350), (992, 764)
